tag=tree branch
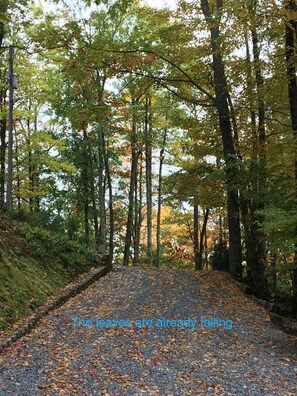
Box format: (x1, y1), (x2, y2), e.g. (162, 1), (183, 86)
(88, 46), (215, 101)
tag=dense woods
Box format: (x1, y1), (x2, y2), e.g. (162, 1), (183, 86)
(0, 0), (297, 317)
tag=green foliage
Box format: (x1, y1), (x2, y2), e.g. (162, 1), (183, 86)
(11, 210), (63, 232)
(17, 222), (96, 271)
(209, 240), (229, 271)
(0, 215), (98, 330)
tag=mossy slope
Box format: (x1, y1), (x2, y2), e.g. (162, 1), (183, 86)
(0, 216), (97, 330)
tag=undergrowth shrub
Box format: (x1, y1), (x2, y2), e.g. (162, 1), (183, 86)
(209, 240), (229, 271)
(17, 222), (96, 272)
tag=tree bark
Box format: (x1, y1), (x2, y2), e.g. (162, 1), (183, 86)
(14, 126), (21, 211)
(270, 252), (277, 299)
(156, 102), (168, 267)
(123, 98), (139, 266)
(83, 129), (89, 245)
(0, 71), (6, 211)
(33, 110), (40, 212)
(240, 3), (269, 298)
(194, 204), (200, 270)
(133, 152), (143, 265)
(0, 116), (6, 211)
(144, 96), (153, 266)
(103, 129), (114, 264)
(90, 153), (99, 252)
(285, 0), (297, 317)
(205, 227), (208, 269)
(97, 125), (107, 255)
(26, 115), (34, 213)
(219, 213), (223, 243)
(198, 208), (209, 270)
(156, 146), (164, 268)
(244, 30), (257, 153)
(201, 0), (242, 279)
(245, 0), (266, 158)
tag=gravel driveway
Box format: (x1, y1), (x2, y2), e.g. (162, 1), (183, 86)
(0, 267), (296, 395)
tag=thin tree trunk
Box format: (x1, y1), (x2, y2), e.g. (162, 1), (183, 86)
(205, 228), (208, 269)
(90, 153), (99, 252)
(198, 208), (209, 270)
(33, 110), (40, 212)
(0, 117), (6, 211)
(270, 252), (277, 299)
(194, 204), (200, 270)
(133, 155), (139, 265)
(226, 91), (240, 154)
(219, 213), (223, 243)
(27, 116), (34, 213)
(0, 3), (7, 209)
(83, 129), (89, 245)
(245, 32), (258, 155)
(133, 159), (138, 265)
(123, 146), (138, 266)
(144, 96), (153, 266)
(97, 125), (106, 255)
(102, 129), (114, 264)
(133, 152), (143, 265)
(249, 6), (266, 162)
(156, 103), (168, 267)
(0, 9), (7, 211)
(123, 98), (139, 266)
(14, 128), (21, 211)
(156, 147), (164, 268)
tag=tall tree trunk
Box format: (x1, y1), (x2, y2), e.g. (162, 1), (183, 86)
(83, 129), (89, 245)
(219, 213), (223, 243)
(156, 103), (168, 267)
(240, 5), (269, 298)
(201, 0), (242, 280)
(251, 39), (265, 161)
(0, 2), (7, 211)
(33, 110), (40, 212)
(133, 159), (138, 265)
(133, 152), (143, 265)
(194, 204), (200, 270)
(123, 98), (139, 266)
(97, 125), (106, 255)
(250, 2), (268, 296)
(83, 183), (89, 243)
(0, 116), (5, 211)
(144, 96), (153, 266)
(26, 116), (34, 213)
(270, 252), (277, 299)
(90, 153), (99, 252)
(103, 129), (114, 264)
(205, 228), (208, 269)
(285, 0), (297, 317)
(133, 155), (139, 265)
(14, 128), (21, 211)
(123, 146), (138, 266)
(156, 146), (164, 268)
(244, 30), (257, 153)
(198, 208), (209, 270)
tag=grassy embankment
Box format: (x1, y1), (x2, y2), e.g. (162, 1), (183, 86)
(0, 215), (97, 330)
